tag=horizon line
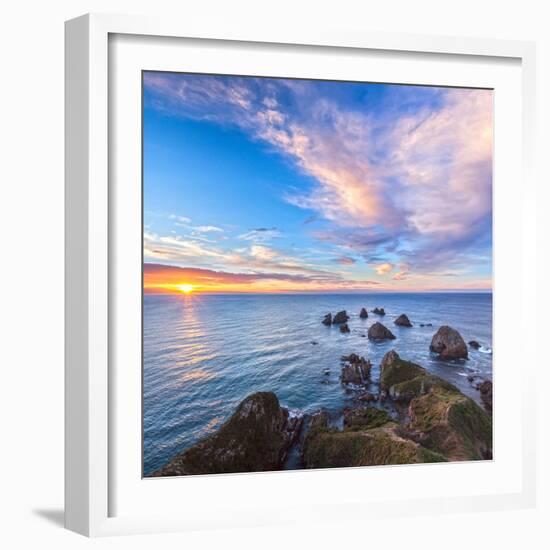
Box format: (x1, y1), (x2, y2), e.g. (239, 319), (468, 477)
(143, 289), (493, 296)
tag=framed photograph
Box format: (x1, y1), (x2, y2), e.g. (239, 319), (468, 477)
(65, 13), (537, 536)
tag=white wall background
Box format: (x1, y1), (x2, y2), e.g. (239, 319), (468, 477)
(0, 1), (547, 548)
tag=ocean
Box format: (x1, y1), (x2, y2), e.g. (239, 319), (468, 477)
(143, 292), (492, 475)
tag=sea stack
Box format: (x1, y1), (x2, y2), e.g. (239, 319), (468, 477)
(372, 307), (385, 315)
(368, 322), (396, 341)
(430, 326), (468, 360)
(332, 310), (349, 324)
(322, 313), (332, 326)
(340, 323), (350, 333)
(394, 314), (412, 327)
(359, 308), (369, 319)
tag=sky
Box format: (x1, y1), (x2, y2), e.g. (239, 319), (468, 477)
(143, 72), (493, 294)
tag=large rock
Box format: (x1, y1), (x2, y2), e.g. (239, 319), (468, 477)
(408, 386), (492, 461)
(430, 326), (468, 360)
(340, 354), (372, 385)
(302, 411), (446, 469)
(322, 313), (332, 326)
(152, 392), (302, 476)
(380, 350), (426, 390)
(332, 310), (349, 324)
(359, 308), (369, 319)
(380, 350), (460, 402)
(368, 322), (396, 341)
(394, 314), (412, 327)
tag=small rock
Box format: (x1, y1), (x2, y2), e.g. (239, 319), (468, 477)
(359, 307), (369, 319)
(468, 340), (481, 350)
(358, 392), (378, 402)
(394, 314), (412, 327)
(430, 326), (468, 360)
(311, 341), (318, 345)
(372, 307), (386, 315)
(341, 354), (372, 385)
(368, 322), (396, 341)
(322, 313), (332, 326)
(332, 310), (349, 324)
(479, 380), (493, 413)
(323, 368), (330, 375)
(340, 323), (350, 333)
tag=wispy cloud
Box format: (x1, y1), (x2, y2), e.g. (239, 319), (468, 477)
(238, 227), (281, 242)
(194, 225), (224, 233)
(331, 256), (356, 265)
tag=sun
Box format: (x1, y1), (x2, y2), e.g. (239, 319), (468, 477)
(177, 283), (194, 294)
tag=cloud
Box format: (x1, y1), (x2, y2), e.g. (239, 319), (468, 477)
(144, 74), (493, 279)
(332, 256), (356, 265)
(238, 227), (281, 242)
(194, 225), (224, 233)
(144, 262), (380, 293)
(374, 262), (394, 275)
(169, 214), (191, 224)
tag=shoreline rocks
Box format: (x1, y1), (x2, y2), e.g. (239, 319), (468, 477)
(368, 322), (396, 341)
(430, 326), (468, 360)
(151, 392), (302, 476)
(302, 409), (446, 469)
(478, 380), (493, 414)
(394, 314), (412, 327)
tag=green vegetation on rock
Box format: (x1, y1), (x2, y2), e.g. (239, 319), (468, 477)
(303, 422), (447, 469)
(343, 407), (392, 431)
(380, 352), (427, 390)
(409, 387), (492, 461)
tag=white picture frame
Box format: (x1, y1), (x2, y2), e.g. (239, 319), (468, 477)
(65, 12), (537, 537)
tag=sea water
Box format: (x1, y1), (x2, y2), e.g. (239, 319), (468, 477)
(143, 292), (492, 475)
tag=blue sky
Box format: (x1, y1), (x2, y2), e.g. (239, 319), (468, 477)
(143, 72), (493, 293)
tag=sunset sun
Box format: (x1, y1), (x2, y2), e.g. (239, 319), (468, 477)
(177, 283), (194, 294)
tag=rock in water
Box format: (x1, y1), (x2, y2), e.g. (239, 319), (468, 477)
(468, 340), (481, 350)
(368, 322), (396, 341)
(372, 307), (385, 315)
(340, 354), (372, 384)
(359, 308), (369, 319)
(394, 314), (412, 327)
(151, 392), (302, 476)
(332, 310), (349, 324)
(430, 326), (468, 360)
(340, 323), (350, 333)
(322, 313), (332, 326)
